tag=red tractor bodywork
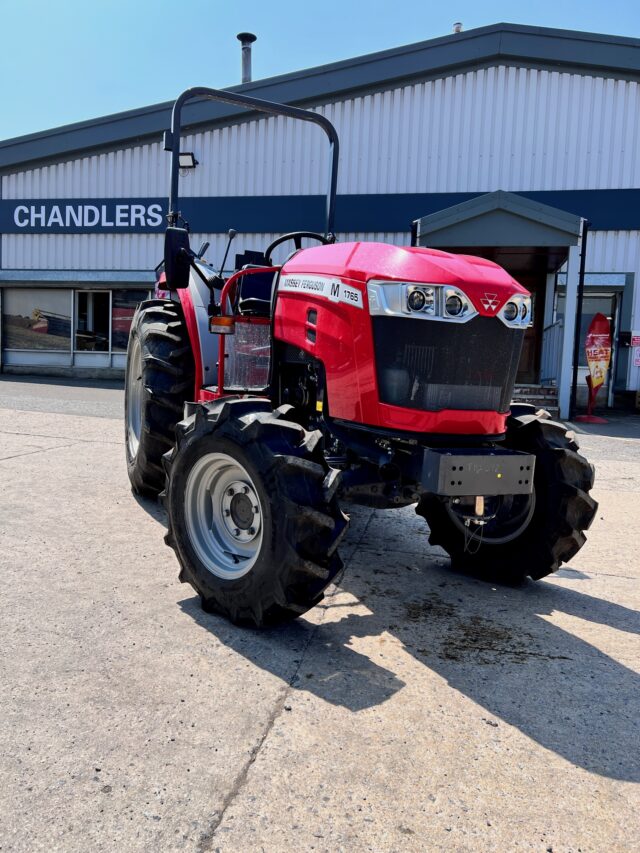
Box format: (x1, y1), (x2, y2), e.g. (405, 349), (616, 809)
(174, 241), (529, 437)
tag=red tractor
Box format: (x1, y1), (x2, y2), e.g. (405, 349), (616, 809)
(125, 87), (597, 627)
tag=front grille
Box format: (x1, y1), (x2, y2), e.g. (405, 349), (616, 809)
(372, 316), (524, 412)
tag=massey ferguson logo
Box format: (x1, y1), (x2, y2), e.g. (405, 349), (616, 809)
(480, 292), (499, 312)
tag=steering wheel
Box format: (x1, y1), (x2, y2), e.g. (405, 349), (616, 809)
(264, 231), (332, 265)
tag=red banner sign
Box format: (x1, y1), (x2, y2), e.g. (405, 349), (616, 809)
(584, 312), (612, 393)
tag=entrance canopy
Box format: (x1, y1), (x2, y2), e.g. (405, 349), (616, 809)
(413, 190), (581, 249)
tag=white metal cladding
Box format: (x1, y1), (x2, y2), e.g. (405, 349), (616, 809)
(2, 143), (167, 200)
(0, 232), (408, 270)
(4, 66), (640, 200)
(0, 233), (162, 270)
(587, 230), (640, 389)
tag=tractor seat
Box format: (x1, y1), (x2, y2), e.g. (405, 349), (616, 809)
(238, 297), (272, 316)
(237, 269), (276, 317)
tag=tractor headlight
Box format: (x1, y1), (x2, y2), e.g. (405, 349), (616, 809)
(407, 289), (426, 311)
(443, 287), (472, 319)
(407, 286), (435, 314)
(503, 301), (519, 322)
(367, 281), (478, 324)
(445, 294), (464, 317)
(498, 294), (533, 328)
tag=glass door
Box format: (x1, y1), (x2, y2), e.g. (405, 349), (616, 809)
(556, 290), (619, 408)
(73, 290), (111, 367)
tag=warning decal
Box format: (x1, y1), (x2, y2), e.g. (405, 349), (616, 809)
(278, 274), (363, 309)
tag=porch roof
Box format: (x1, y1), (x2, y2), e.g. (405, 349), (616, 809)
(414, 190), (582, 248)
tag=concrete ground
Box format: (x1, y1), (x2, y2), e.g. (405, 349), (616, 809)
(1, 376), (639, 852)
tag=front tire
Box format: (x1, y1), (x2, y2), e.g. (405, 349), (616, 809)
(125, 299), (194, 496)
(164, 399), (349, 627)
(417, 413), (598, 582)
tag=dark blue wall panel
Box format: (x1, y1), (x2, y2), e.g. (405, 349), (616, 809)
(1, 189), (639, 236)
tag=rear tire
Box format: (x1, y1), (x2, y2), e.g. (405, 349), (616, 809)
(416, 413), (598, 582)
(125, 299), (194, 496)
(164, 399), (349, 627)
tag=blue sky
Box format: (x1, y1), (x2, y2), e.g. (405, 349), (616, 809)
(1, 0), (639, 140)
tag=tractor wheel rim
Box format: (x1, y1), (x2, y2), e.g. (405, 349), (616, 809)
(184, 452), (263, 580)
(126, 335), (143, 459)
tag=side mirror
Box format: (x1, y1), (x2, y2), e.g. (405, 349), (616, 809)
(164, 227), (192, 289)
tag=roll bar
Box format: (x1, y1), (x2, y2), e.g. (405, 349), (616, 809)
(164, 87), (340, 238)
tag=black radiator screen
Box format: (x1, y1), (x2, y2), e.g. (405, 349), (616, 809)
(372, 316), (524, 413)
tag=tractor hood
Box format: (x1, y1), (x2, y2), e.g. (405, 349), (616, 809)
(275, 240), (530, 435)
(281, 241), (529, 317)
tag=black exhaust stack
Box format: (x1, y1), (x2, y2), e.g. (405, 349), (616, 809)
(237, 32), (257, 84)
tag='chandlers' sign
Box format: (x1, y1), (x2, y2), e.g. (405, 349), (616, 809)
(0, 195), (328, 234)
(0, 199), (166, 233)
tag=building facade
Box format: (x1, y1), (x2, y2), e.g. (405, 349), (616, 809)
(1, 23), (640, 416)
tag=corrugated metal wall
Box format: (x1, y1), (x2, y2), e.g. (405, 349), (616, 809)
(0, 231), (406, 270)
(2, 64), (640, 387)
(4, 66), (640, 203)
(4, 66), (640, 263)
(588, 230), (640, 274)
(4, 65), (640, 267)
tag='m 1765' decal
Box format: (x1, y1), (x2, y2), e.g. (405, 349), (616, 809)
(278, 274), (363, 308)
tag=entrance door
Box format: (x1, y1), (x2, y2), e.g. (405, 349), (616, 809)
(556, 290), (619, 406)
(575, 293), (617, 371)
(74, 291), (110, 352)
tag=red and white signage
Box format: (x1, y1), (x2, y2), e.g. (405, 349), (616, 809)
(585, 313), (612, 393)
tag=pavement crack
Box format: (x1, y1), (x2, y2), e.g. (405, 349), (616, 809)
(198, 611), (329, 852)
(583, 570), (638, 580)
(196, 697), (285, 850)
(442, 644), (572, 661)
(0, 428), (121, 446)
(0, 441), (80, 463)
(341, 509), (377, 562)
(195, 512), (374, 852)
(198, 513), (379, 848)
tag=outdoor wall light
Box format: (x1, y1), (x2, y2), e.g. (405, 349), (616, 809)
(178, 152), (199, 169)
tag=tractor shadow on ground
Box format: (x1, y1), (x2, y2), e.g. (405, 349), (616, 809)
(132, 491), (168, 525)
(179, 509), (640, 782)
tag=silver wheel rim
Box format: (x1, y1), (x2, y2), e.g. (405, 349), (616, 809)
(184, 452), (263, 580)
(126, 335), (143, 459)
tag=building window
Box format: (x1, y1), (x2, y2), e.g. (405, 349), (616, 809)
(1, 285), (153, 369)
(111, 289), (152, 352)
(74, 291), (110, 351)
(2, 288), (72, 351)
